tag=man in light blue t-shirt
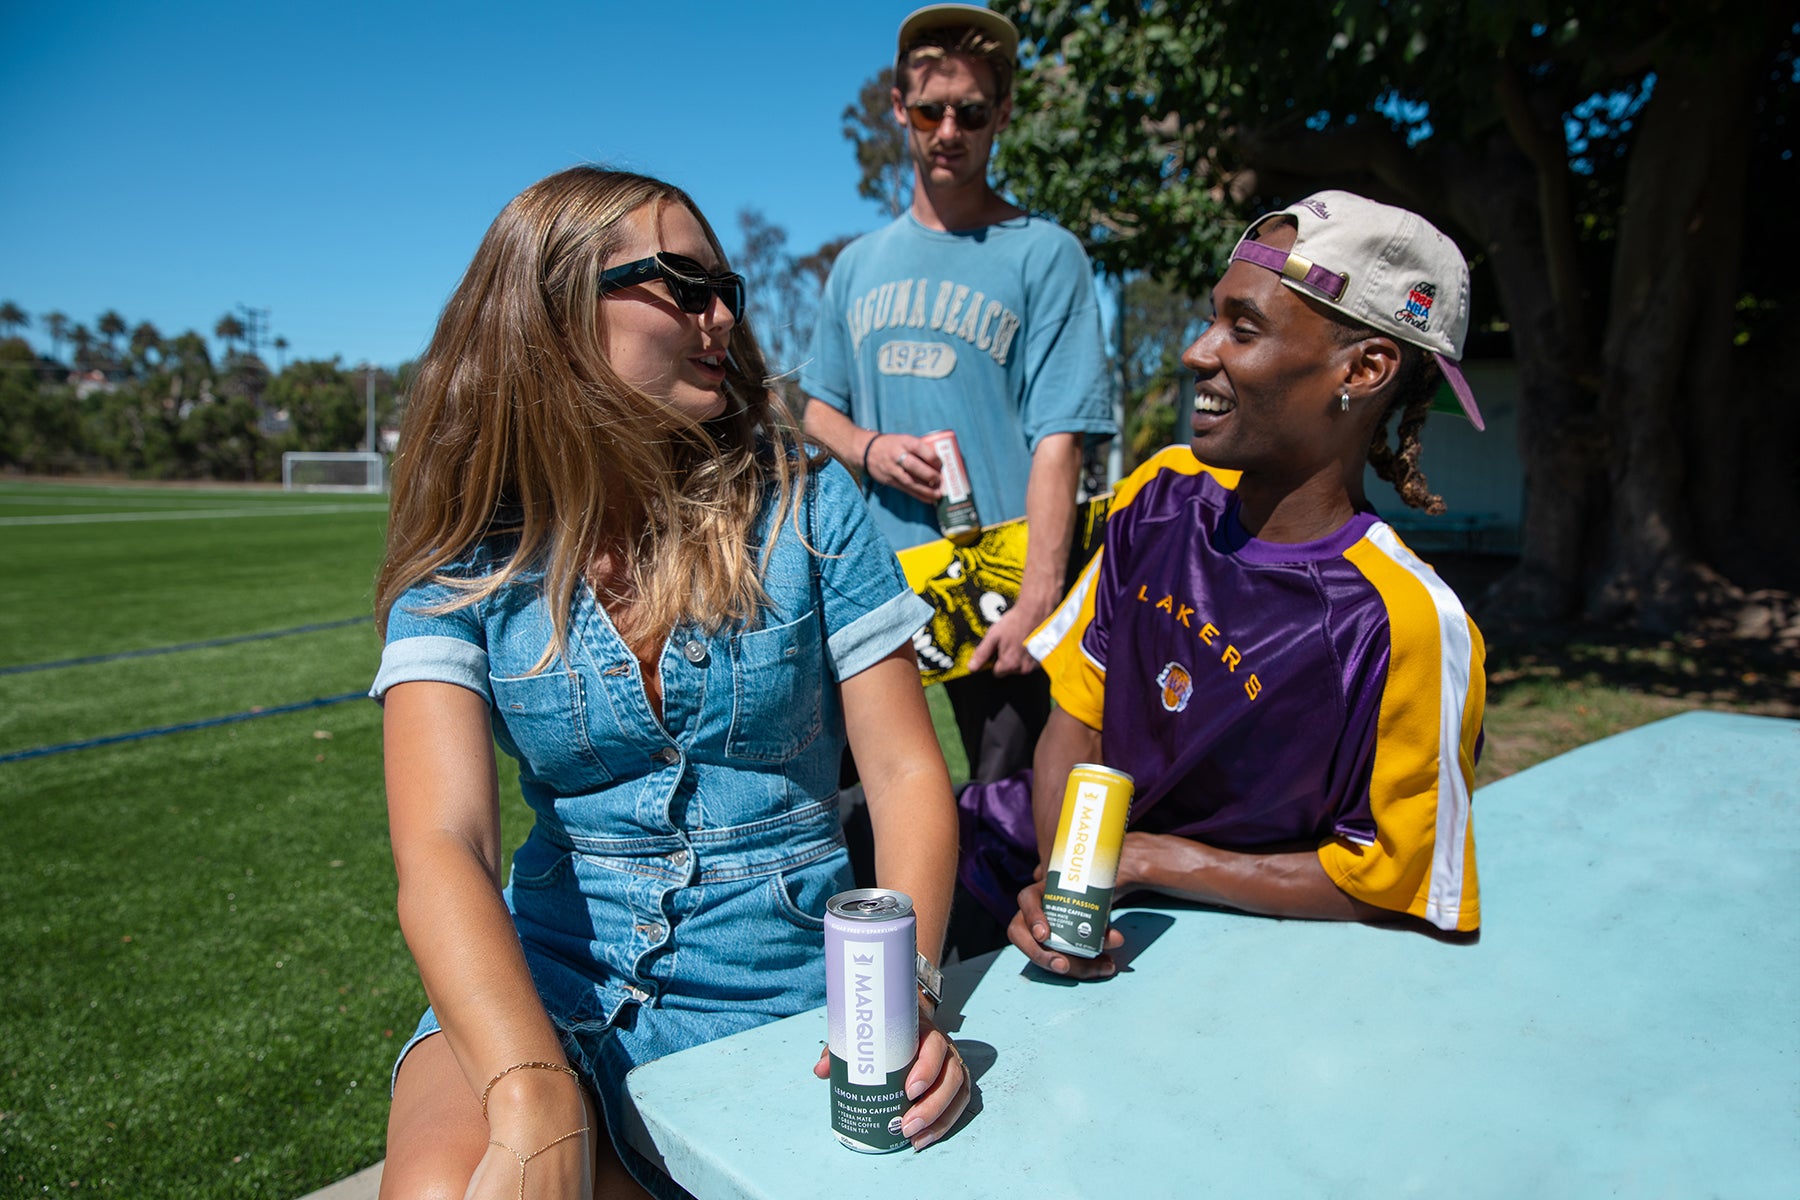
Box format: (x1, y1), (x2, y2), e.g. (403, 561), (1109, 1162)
(802, 3), (1115, 787)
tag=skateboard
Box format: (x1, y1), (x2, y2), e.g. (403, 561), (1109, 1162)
(897, 494), (1112, 686)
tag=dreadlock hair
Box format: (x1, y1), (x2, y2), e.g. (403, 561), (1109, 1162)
(1331, 321), (1447, 514)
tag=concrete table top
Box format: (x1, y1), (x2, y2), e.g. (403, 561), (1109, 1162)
(623, 711), (1800, 1198)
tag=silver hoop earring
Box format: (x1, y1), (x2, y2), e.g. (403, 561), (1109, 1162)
(1338, 389), (1350, 413)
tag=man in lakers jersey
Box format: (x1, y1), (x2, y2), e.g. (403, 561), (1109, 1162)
(998, 191), (1489, 975)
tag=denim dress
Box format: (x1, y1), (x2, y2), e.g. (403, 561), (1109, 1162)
(371, 459), (930, 1192)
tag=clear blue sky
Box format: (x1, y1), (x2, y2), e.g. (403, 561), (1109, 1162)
(1, 0), (930, 369)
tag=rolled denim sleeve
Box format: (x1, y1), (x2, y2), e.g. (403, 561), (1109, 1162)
(810, 460), (930, 681)
(370, 577), (490, 703)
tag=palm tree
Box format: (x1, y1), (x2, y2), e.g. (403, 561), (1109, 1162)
(129, 321), (164, 370)
(96, 310), (127, 353)
(0, 301), (27, 340)
(43, 311), (69, 361)
(168, 330), (212, 377)
(214, 313), (246, 359)
(69, 323), (95, 369)
(273, 335), (289, 372)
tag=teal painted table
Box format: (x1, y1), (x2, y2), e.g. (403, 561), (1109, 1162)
(623, 711), (1800, 1198)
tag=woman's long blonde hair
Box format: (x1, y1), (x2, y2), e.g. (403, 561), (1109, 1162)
(375, 165), (809, 669)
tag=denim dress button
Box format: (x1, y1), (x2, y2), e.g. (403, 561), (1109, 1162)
(391, 463), (909, 1109)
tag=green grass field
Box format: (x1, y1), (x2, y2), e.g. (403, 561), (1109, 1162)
(0, 478), (962, 1199)
(0, 481), (420, 1198)
(1, 478), (1789, 1199)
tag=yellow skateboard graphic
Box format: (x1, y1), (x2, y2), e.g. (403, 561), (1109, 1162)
(898, 495), (1112, 686)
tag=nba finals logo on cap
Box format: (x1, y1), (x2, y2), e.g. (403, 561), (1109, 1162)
(1156, 662), (1193, 713)
(1397, 281), (1437, 332)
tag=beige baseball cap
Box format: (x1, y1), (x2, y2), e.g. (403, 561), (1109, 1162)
(1230, 190), (1484, 430)
(897, 3), (1019, 60)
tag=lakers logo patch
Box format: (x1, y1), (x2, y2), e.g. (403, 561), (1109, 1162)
(1155, 662), (1193, 713)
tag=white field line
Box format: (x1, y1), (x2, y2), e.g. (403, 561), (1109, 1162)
(0, 493), (342, 508)
(0, 504), (382, 526)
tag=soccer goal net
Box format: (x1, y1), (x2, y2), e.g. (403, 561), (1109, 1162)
(282, 451), (386, 493)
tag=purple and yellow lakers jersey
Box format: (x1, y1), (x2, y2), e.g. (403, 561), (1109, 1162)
(1027, 447), (1484, 932)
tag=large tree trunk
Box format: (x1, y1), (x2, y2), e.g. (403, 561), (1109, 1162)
(1592, 27), (1766, 630)
(1691, 13), (1800, 596)
(1716, 303), (1800, 592)
(1449, 136), (1603, 624)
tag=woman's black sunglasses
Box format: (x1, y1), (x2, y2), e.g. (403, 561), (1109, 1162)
(599, 252), (745, 322)
(905, 101), (994, 132)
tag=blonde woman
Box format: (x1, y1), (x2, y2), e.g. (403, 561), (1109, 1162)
(372, 166), (965, 1200)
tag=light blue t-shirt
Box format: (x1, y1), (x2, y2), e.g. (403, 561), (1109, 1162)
(802, 212), (1115, 551)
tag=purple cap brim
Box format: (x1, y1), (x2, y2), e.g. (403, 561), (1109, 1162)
(1433, 353), (1485, 431)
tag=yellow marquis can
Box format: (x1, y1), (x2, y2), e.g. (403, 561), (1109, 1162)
(1041, 764), (1135, 958)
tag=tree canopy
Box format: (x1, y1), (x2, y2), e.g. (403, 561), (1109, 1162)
(732, 209), (850, 415)
(843, 67), (910, 219)
(993, 0), (1796, 632)
(1, 303), (400, 483)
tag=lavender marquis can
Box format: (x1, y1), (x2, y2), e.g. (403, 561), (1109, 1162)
(923, 428), (981, 546)
(825, 889), (918, 1152)
(1041, 764), (1135, 958)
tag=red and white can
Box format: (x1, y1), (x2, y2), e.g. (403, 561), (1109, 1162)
(923, 428), (981, 546)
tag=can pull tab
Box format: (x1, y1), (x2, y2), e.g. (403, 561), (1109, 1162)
(915, 952), (942, 1007)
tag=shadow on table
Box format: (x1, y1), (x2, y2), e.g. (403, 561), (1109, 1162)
(927, 911), (1177, 1026)
(1120, 896), (1479, 946)
(927, 913), (1181, 1146)
(917, 957), (1009, 1147)
(926, 898), (1478, 1145)
(939, 1037), (998, 1142)
(932, 947), (1001, 1035)
(1008, 908), (1181, 989)
(1012, 900), (1478, 990)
